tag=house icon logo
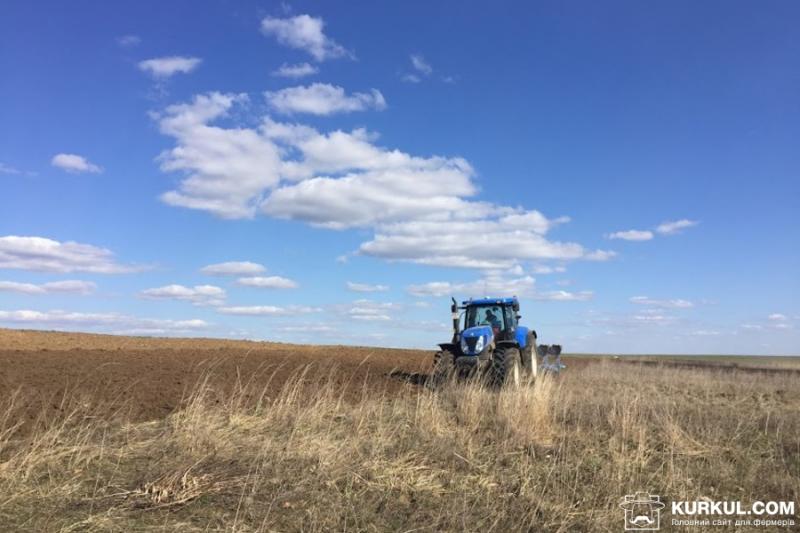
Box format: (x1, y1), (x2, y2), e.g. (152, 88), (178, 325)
(619, 491), (665, 531)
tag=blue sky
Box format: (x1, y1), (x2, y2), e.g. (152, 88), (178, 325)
(1, 1), (798, 354)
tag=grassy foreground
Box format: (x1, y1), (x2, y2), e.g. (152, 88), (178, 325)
(0, 360), (798, 532)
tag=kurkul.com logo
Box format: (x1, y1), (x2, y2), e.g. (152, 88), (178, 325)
(620, 491), (665, 531)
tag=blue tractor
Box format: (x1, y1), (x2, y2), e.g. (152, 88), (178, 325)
(432, 297), (560, 387)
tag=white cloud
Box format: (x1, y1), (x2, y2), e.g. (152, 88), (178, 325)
(0, 236), (141, 273)
(0, 280), (96, 295)
(138, 56), (202, 78)
(656, 219), (698, 235)
(140, 284), (226, 306)
(407, 275), (592, 302)
(350, 313), (390, 321)
(277, 324), (337, 333)
(408, 275), (536, 298)
(217, 305), (320, 316)
(407, 281), (453, 298)
(531, 264), (566, 274)
(264, 162), (611, 268)
(272, 62), (319, 78)
(348, 299), (397, 321)
(0, 162), (21, 175)
(261, 141), (478, 229)
(346, 281), (389, 293)
(739, 318), (794, 332)
(41, 280), (97, 294)
(266, 84), (386, 115)
(0, 309), (209, 334)
(740, 324), (764, 330)
(585, 250), (617, 261)
(358, 215), (600, 269)
(350, 312), (391, 321)
(217, 306), (285, 316)
(156, 94), (476, 223)
(534, 290), (593, 302)
(401, 55), (435, 83)
(260, 14), (349, 61)
(500, 265), (525, 276)
(410, 54), (433, 75)
(606, 219), (697, 241)
(51, 153), (102, 174)
(0, 281), (45, 294)
(630, 296), (694, 308)
(586, 310), (682, 330)
(200, 261), (266, 276)
(236, 276), (298, 289)
(607, 229), (653, 241)
(690, 330), (721, 336)
(631, 313), (676, 324)
(156, 93), (282, 219)
(155, 92), (612, 269)
(116, 34), (141, 47)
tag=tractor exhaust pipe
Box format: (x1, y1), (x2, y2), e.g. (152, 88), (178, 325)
(451, 297), (460, 343)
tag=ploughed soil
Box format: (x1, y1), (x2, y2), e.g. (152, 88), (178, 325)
(0, 328), (440, 434)
(7, 328), (790, 434)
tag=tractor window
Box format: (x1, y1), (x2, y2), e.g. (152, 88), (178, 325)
(465, 305), (506, 330)
(503, 306), (516, 329)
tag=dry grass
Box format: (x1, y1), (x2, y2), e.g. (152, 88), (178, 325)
(0, 360), (798, 532)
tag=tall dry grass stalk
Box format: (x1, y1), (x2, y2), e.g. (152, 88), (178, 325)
(0, 360), (797, 531)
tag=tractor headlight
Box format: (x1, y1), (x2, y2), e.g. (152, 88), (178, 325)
(475, 335), (485, 353)
(460, 337), (469, 354)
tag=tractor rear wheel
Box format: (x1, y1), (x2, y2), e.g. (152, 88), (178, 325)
(430, 349), (456, 387)
(492, 346), (522, 388)
(522, 333), (538, 379)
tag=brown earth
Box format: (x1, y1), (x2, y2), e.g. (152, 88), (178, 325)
(0, 328), (438, 434)
(7, 328), (788, 435)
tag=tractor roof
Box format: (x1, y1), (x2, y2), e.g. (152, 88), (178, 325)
(463, 297), (518, 306)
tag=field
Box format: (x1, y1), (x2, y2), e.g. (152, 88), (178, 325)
(0, 328), (798, 532)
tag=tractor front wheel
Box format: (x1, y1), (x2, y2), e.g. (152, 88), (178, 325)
(492, 347), (522, 388)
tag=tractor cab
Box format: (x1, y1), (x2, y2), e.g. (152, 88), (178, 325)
(463, 298), (517, 339)
(456, 297), (528, 356)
